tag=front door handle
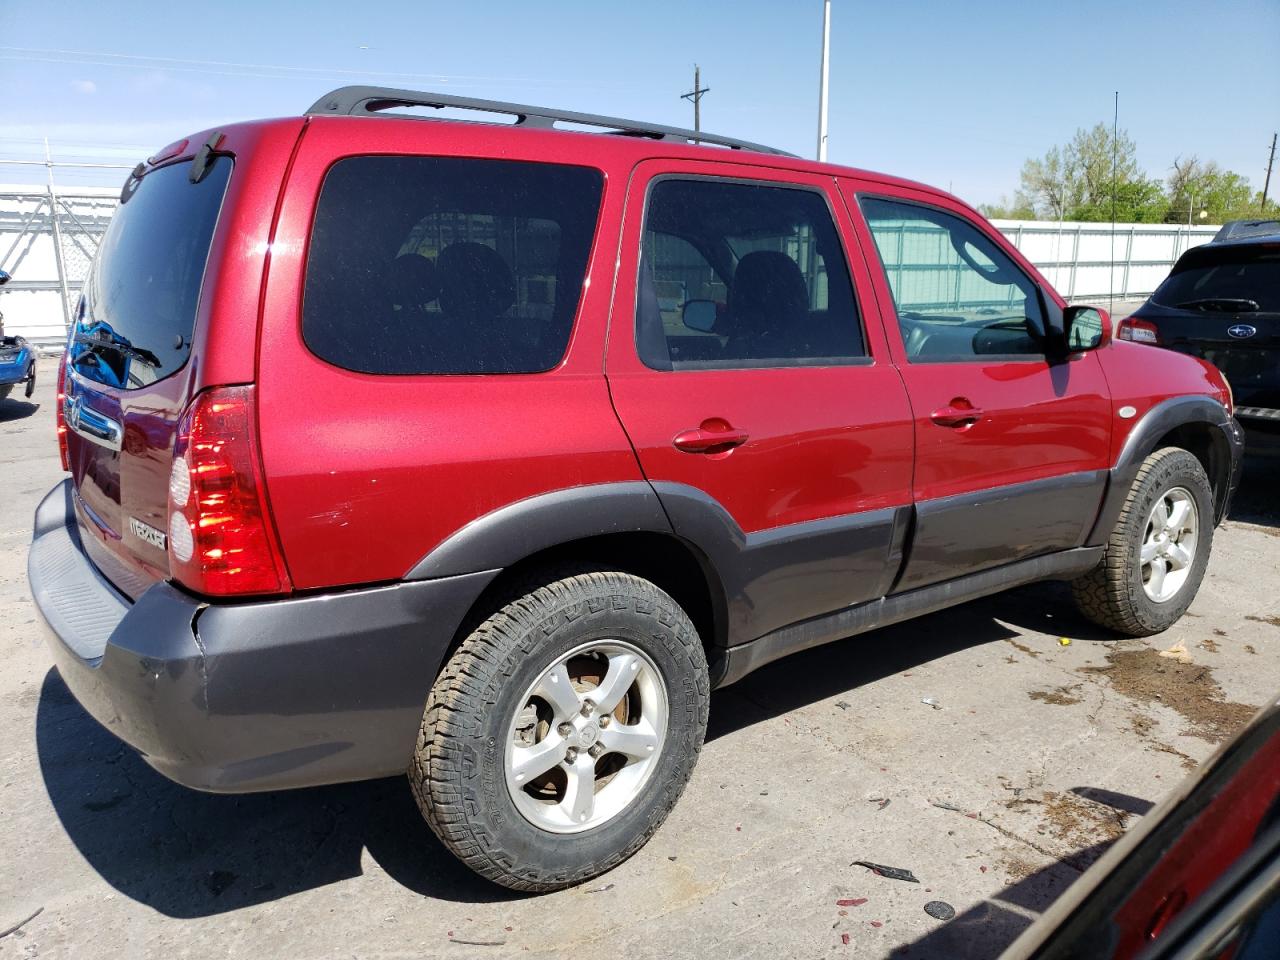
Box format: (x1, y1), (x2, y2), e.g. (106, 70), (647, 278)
(930, 401), (982, 428)
(673, 419), (750, 454)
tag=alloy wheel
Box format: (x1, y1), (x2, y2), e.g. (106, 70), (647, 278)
(1140, 486), (1199, 603)
(505, 639), (668, 833)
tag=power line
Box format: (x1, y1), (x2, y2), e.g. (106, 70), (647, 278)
(0, 45), (586, 87)
(0, 135), (158, 148)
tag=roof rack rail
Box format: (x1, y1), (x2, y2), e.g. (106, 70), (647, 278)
(305, 86), (795, 158)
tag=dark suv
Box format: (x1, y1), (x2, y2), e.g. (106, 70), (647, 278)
(1120, 219), (1279, 429)
(29, 87), (1242, 891)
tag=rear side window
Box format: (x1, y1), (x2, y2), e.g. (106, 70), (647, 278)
(73, 157), (232, 389)
(1153, 247), (1280, 312)
(303, 157), (603, 375)
(636, 178), (865, 370)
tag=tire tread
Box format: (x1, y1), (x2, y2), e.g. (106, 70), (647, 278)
(410, 567), (708, 892)
(1072, 446), (1212, 636)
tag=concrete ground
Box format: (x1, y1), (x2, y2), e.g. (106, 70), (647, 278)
(1, 357), (1277, 960)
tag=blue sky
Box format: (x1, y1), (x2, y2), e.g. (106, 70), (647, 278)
(2, 0), (1278, 206)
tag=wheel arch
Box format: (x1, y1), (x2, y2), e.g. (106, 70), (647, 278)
(461, 530), (725, 650)
(1087, 395), (1238, 544)
(406, 482), (731, 678)
(1153, 420), (1233, 518)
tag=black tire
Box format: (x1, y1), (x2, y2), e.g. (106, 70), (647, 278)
(0, 382), (11, 404)
(410, 568), (709, 892)
(24, 362), (35, 399)
(1072, 447), (1214, 636)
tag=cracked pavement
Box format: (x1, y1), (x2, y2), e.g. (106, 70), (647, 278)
(2, 359), (1278, 959)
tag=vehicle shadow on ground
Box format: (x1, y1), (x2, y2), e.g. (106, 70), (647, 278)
(38, 594), (1063, 918)
(897, 839), (1113, 960)
(35, 669), (519, 917)
(707, 582), (1091, 741)
(0, 398), (39, 422)
(1229, 437), (1280, 529)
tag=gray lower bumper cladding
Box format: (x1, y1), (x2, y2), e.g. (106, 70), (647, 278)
(29, 480), (496, 793)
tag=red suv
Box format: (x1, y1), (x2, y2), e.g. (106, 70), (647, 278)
(30, 87), (1242, 891)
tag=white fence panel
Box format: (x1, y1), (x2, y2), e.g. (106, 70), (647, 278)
(989, 219), (1220, 302)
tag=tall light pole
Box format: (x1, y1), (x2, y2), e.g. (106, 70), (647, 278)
(817, 0), (831, 161)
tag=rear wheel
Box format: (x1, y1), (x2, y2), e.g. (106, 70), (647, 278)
(410, 568), (709, 891)
(1072, 447), (1214, 636)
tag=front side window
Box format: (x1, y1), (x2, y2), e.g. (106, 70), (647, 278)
(637, 178), (865, 370)
(303, 156), (603, 375)
(860, 197), (1045, 361)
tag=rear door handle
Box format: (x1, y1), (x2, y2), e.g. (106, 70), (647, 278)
(673, 421), (750, 454)
(930, 402), (982, 428)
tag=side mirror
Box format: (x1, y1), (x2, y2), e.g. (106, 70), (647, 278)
(681, 299), (718, 333)
(0, 269), (11, 286)
(1063, 305), (1111, 352)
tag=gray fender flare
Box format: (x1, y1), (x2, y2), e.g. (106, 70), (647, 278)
(1086, 395), (1238, 545)
(405, 482), (675, 580)
(405, 480), (902, 658)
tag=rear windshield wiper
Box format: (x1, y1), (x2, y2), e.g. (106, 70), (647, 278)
(1175, 297), (1261, 312)
(73, 331), (162, 368)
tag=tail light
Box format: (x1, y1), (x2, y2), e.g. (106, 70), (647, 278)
(55, 353), (69, 471)
(167, 385), (292, 597)
(1117, 318), (1161, 345)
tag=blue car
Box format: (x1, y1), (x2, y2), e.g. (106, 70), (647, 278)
(0, 333), (36, 403)
(0, 267), (36, 404)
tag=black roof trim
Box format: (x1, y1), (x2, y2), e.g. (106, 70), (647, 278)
(305, 85), (795, 158)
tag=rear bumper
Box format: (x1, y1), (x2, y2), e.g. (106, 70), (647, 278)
(0, 355), (33, 384)
(1235, 406), (1280, 429)
(29, 480), (497, 793)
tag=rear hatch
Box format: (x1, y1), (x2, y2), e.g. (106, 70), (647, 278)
(1138, 241), (1280, 410)
(64, 154), (233, 599)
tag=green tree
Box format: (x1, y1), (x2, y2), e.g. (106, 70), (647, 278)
(1018, 123), (1168, 222)
(977, 195), (1036, 220)
(1073, 177), (1170, 223)
(1165, 156), (1255, 223)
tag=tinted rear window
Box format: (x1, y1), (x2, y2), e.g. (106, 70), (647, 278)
(73, 157), (232, 389)
(302, 156), (604, 375)
(1154, 246), (1280, 312)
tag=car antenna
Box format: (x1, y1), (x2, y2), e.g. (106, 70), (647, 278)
(1110, 90), (1118, 315)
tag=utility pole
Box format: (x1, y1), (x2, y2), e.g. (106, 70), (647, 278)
(817, 0), (831, 161)
(1263, 133), (1277, 213)
(681, 65), (709, 141)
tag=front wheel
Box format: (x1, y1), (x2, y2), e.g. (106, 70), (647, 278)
(410, 569), (709, 891)
(1072, 447), (1214, 636)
